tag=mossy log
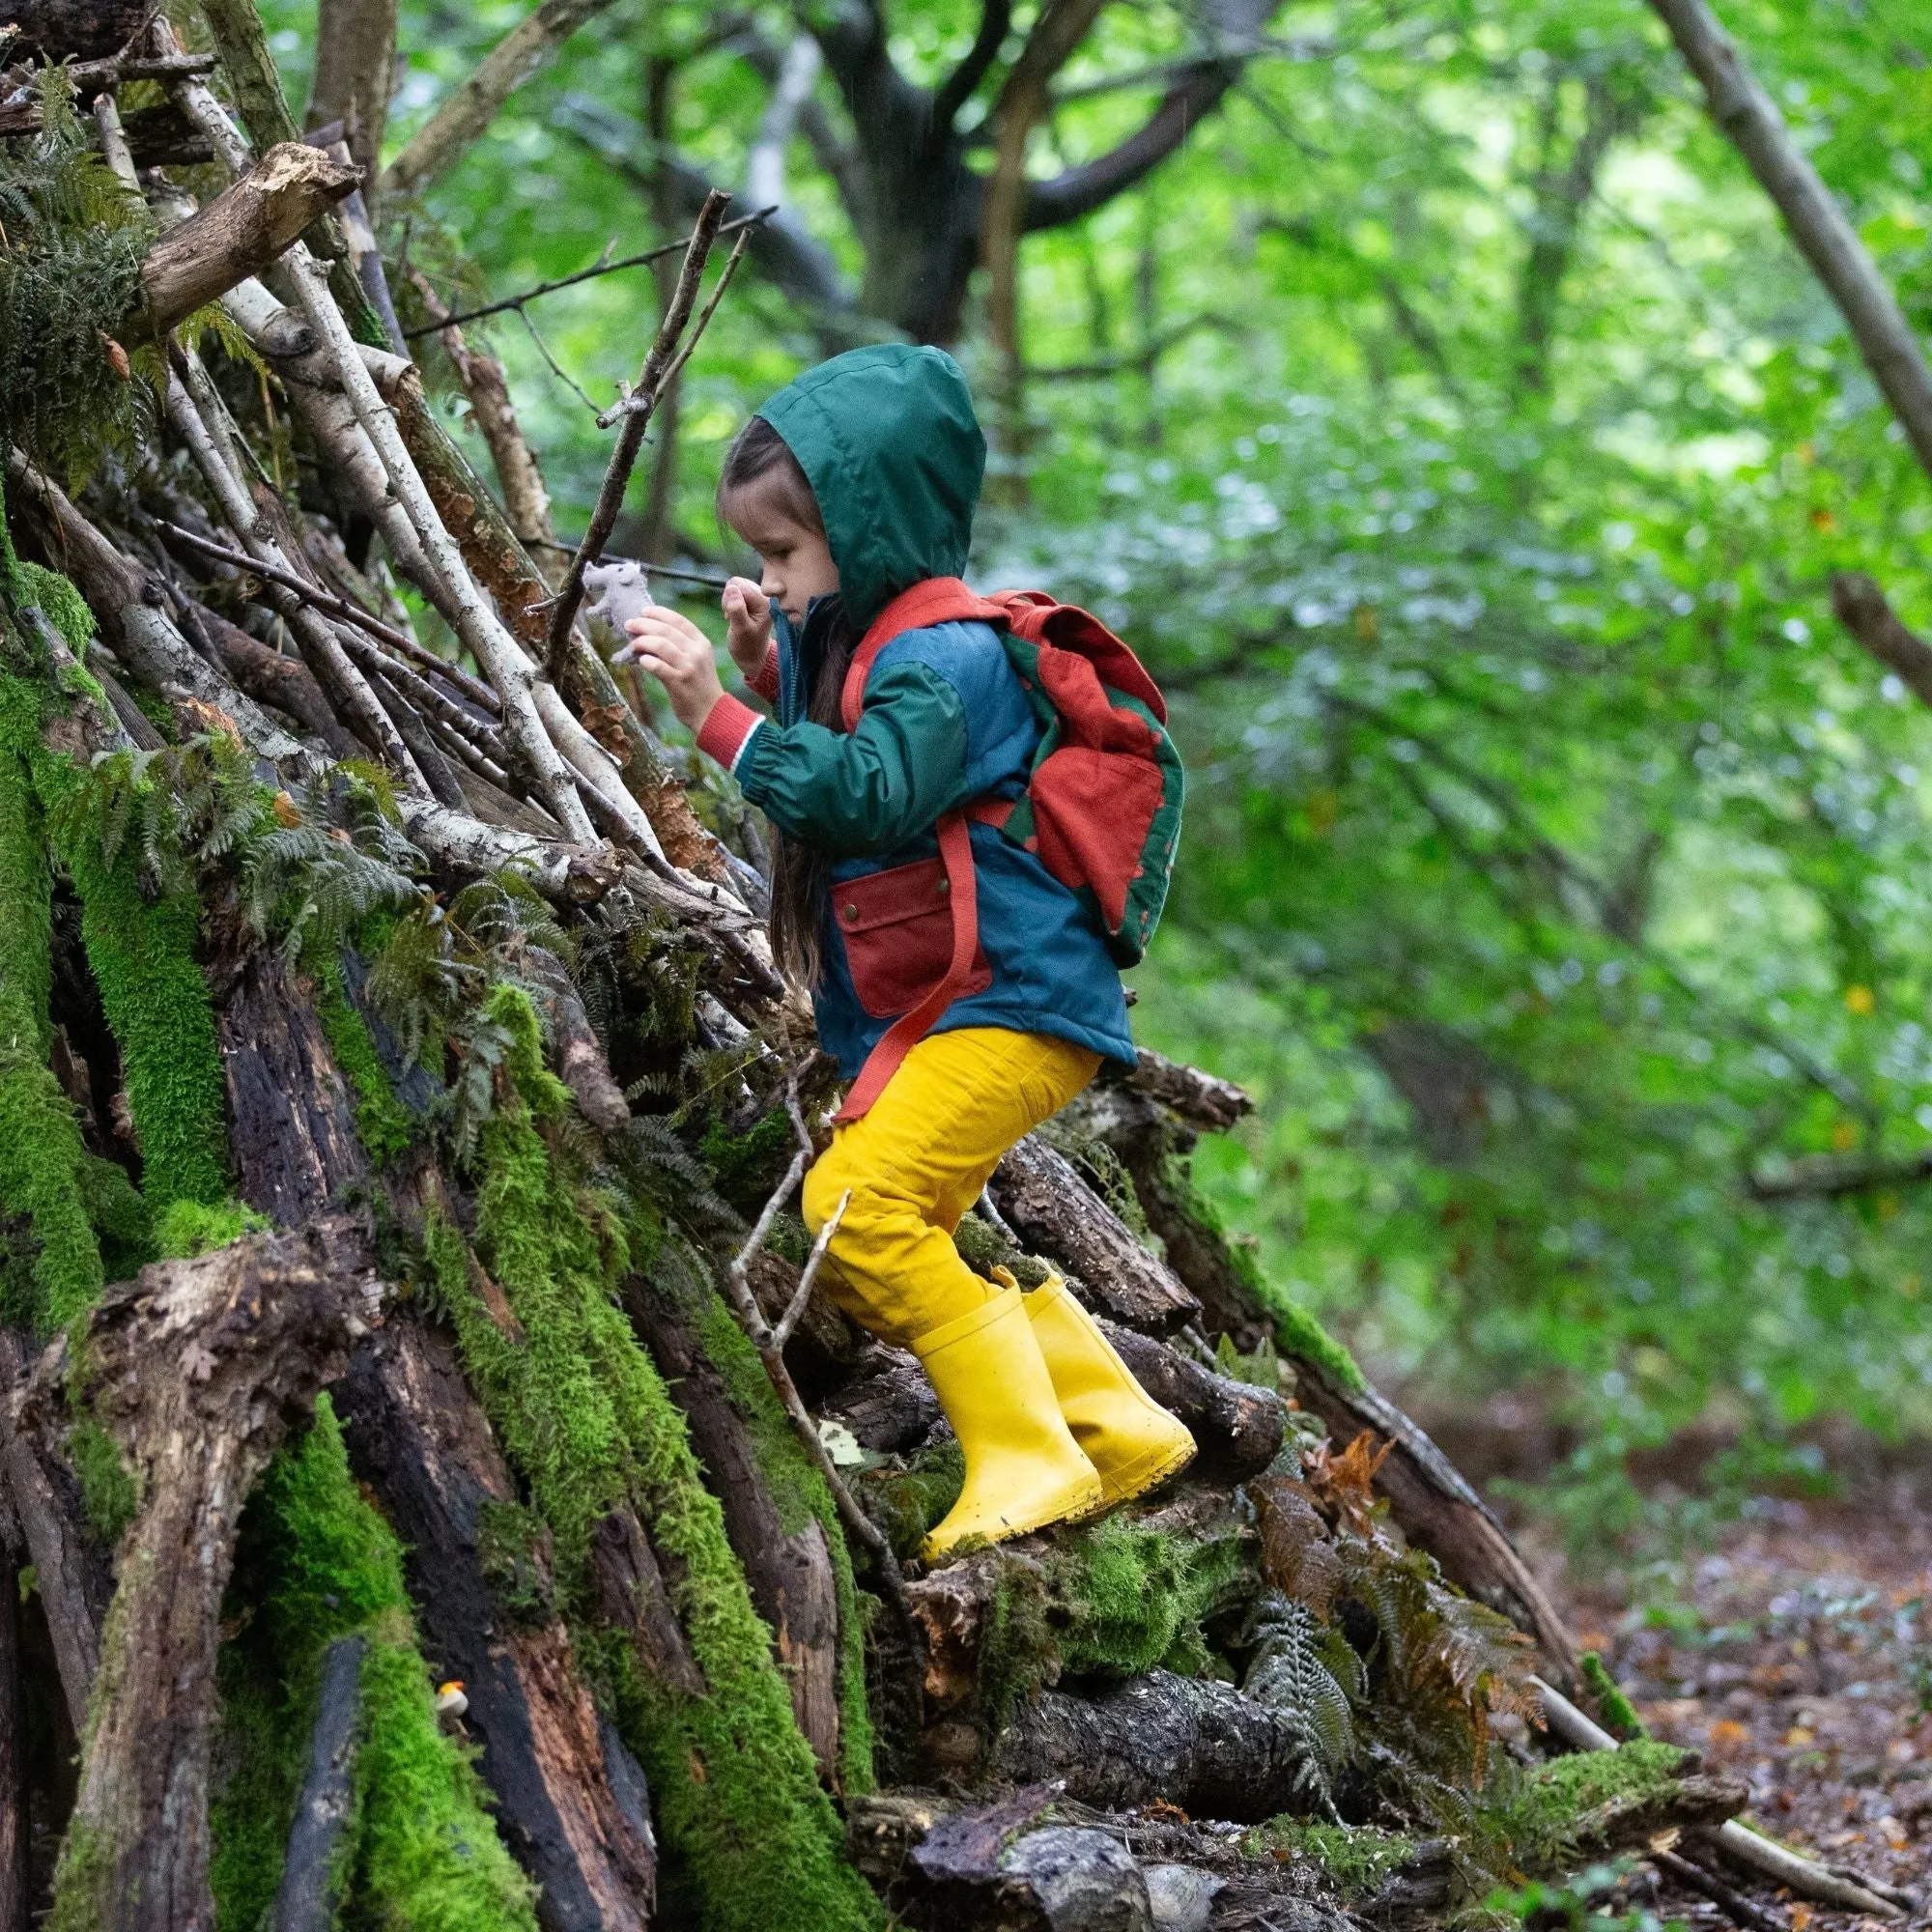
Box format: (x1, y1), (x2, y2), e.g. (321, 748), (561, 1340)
(45, 1213), (380, 1932)
(1065, 1080), (1582, 1689)
(624, 1279), (847, 1782)
(334, 1317), (658, 1932)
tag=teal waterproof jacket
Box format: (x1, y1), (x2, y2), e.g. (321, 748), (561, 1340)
(694, 344), (1134, 1078)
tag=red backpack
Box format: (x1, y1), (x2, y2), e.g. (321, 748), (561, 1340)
(835, 578), (1183, 1120)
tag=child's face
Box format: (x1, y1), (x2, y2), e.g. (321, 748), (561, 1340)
(730, 496), (838, 627)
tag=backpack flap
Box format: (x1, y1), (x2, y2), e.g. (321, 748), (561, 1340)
(993, 601), (1183, 967)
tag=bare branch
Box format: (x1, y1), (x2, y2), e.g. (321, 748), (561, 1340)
(157, 523), (503, 715)
(1022, 0), (1273, 234)
(1746, 1147), (1932, 1203)
(931, 0), (1012, 134)
(554, 97), (861, 333)
(1647, 0), (1932, 485)
(399, 208), (774, 336)
(1029, 310), (1237, 380)
(1831, 571), (1932, 708)
(774, 1189), (849, 1348)
(405, 270), (556, 555)
(139, 143), (359, 332)
(717, 1083), (921, 1654)
(543, 188), (731, 673)
(381, 0), (627, 202)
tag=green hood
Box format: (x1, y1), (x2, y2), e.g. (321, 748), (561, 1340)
(756, 344), (986, 631)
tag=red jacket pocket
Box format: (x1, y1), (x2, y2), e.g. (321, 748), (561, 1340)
(833, 857), (992, 1019)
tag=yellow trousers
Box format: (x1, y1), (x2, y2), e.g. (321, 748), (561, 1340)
(802, 1028), (1102, 1349)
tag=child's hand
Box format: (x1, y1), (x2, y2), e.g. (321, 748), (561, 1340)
(616, 608), (725, 732)
(722, 576), (773, 676)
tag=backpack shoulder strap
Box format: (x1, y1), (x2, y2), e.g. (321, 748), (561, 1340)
(839, 578), (1009, 729)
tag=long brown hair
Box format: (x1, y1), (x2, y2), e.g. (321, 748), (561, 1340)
(718, 416), (851, 988)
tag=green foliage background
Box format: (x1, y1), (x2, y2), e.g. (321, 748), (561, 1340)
(262, 0), (1932, 1526)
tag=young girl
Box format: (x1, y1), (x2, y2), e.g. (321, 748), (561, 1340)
(617, 342), (1194, 1559)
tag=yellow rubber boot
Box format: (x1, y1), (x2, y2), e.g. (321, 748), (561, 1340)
(913, 1286), (1104, 1562)
(1017, 1271), (1198, 1505)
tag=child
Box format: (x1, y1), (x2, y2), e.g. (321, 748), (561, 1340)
(617, 343), (1194, 1559)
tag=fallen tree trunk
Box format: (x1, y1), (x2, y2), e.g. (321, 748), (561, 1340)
(987, 1134), (1200, 1333)
(623, 1279), (847, 1783)
(50, 1214), (380, 1932)
(334, 1318), (659, 1932)
(991, 1668), (1339, 1821)
(271, 1635), (364, 1932)
(1063, 1081), (1582, 1688)
(0, 1335), (106, 1739)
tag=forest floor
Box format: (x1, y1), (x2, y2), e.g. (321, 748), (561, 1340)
(1513, 1463), (1932, 1928)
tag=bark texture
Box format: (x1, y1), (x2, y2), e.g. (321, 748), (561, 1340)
(139, 143), (360, 331)
(271, 1635), (364, 1932)
(335, 1319), (658, 1932)
(988, 1136), (1200, 1334)
(624, 1279), (845, 1782)
(991, 1669), (1343, 1822)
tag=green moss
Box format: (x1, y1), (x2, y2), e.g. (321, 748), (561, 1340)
(1241, 1819), (1419, 1897)
(1163, 1152), (1366, 1392)
(475, 1498), (554, 1622)
(60, 824), (228, 1210)
(68, 1418), (137, 1543)
(950, 1208), (1052, 1286)
(975, 1516), (1252, 1729)
(1580, 1652), (1647, 1742)
(312, 956), (413, 1163)
(208, 1397), (537, 1932)
(0, 741), (52, 1057)
(155, 1198), (267, 1261)
(699, 1103), (798, 1208)
(0, 658), (228, 1221)
(0, 1051), (104, 1331)
(1059, 1517), (1249, 1680)
(77, 1151), (153, 1281)
(0, 684), (109, 1331)
(865, 1437), (965, 1560)
(1494, 1739), (1693, 1873)
(427, 984), (882, 1932)
(17, 562), (93, 657)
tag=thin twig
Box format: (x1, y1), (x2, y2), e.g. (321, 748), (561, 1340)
(515, 305), (604, 415)
(525, 549), (732, 592)
(719, 1078), (922, 1657)
(157, 521), (503, 716)
(544, 188), (734, 679)
(775, 1189), (848, 1348)
(597, 228), (753, 427)
(401, 206), (777, 337)
(1651, 1849), (1782, 1932)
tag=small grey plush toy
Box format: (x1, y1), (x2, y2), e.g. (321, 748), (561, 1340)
(582, 556), (655, 650)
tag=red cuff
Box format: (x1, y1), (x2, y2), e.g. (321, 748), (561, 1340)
(747, 641), (781, 702)
(696, 692), (762, 770)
